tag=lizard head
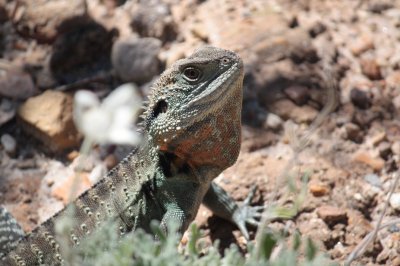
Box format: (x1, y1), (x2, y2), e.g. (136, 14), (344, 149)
(144, 46), (244, 173)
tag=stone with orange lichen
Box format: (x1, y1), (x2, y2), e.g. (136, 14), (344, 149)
(309, 182), (330, 197)
(353, 151), (385, 171)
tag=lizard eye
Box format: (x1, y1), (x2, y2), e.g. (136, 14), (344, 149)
(183, 67), (201, 82)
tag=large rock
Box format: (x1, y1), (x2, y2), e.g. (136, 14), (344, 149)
(50, 18), (117, 84)
(11, 0), (87, 43)
(17, 90), (81, 151)
(111, 37), (162, 84)
(0, 66), (37, 100)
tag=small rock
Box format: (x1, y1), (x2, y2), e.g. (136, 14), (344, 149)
(392, 141), (400, 155)
(111, 37), (162, 84)
(1, 134), (17, 156)
(271, 99), (318, 124)
(353, 151), (385, 171)
(369, 131), (386, 146)
(368, 1), (394, 13)
(191, 23), (209, 41)
(360, 59), (382, 80)
(0, 67), (37, 100)
(343, 122), (363, 143)
(378, 141), (392, 159)
(308, 21), (326, 38)
(389, 193), (400, 211)
(350, 88), (371, 109)
(51, 172), (92, 204)
(364, 173), (381, 187)
(104, 154), (118, 170)
(67, 150), (80, 161)
(283, 85), (309, 105)
(17, 90), (81, 152)
(264, 112), (283, 130)
(350, 34), (374, 56)
(0, 99), (16, 127)
(130, 1), (177, 43)
(316, 206), (348, 226)
(309, 183), (330, 197)
(390, 193), (400, 211)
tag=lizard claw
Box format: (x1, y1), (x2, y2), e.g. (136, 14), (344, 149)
(232, 185), (264, 240)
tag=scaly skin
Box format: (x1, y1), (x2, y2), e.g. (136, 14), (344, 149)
(0, 46), (262, 265)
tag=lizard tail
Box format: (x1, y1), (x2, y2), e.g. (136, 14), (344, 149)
(0, 207), (25, 259)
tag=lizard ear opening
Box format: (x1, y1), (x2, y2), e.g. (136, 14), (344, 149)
(153, 100), (168, 118)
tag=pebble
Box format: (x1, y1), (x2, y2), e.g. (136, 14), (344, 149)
(316, 205), (348, 226)
(0, 67), (37, 100)
(1, 134), (17, 156)
(370, 131), (386, 146)
(283, 85), (309, 105)
(350, 88), (371, 109)
(363, 173), (382, 187)
(343, 122), (363, 143)
(350, 34), (374, 56)
(390, 193), (400, 211)
(309, 183), (330, 197)
(264, 112), (283, 130)
(308, 21), (327, 37)
(271, 99), (318, 124)
(392, 141), (400, 155)
(104, 154), (118, 170)
(360, 59), (382, 80)
(353, 151), (385, 171)
(0, 98), (16, 127)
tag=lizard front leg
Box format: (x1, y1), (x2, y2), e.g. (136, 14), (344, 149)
(158, 179), (202, 235)
(159, 205), (188, 235)
(202, 182), (263, 240)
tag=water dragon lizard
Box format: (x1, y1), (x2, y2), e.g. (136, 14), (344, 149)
(0, 46), (263, 265)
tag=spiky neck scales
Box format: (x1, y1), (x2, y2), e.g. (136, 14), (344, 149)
(144, 46), (244, 179)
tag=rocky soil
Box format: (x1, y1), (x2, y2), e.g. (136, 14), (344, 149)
(1, 0), (400, 265)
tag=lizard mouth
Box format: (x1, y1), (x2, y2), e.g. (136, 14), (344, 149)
(185, 62), (242, 111)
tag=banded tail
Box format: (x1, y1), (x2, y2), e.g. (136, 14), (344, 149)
(0, 207), (25, 259)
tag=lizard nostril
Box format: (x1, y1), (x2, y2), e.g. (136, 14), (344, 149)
(153, 100), (168, 118)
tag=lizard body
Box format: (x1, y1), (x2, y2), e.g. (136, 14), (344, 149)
(0, 46), (261, 265)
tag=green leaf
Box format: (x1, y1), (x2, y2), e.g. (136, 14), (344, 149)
(259, 231), (278, 260)
(305, 238), (317, 261)
(292, 231), (301, 251)
(188, 223), (202, 256)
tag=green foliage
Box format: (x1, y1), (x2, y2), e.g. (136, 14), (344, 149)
(56, 217), (338, 266)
